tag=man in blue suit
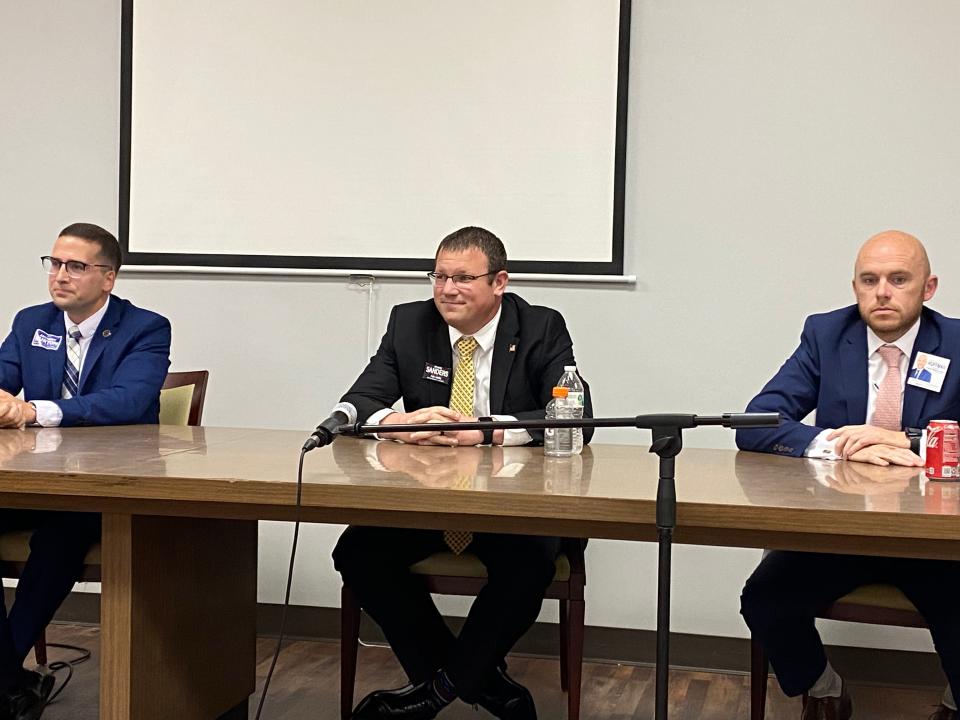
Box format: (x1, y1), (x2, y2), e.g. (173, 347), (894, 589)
(736, 230), (959, 720)
(0, 223), (170, 719)
(910, 353), (934, 382)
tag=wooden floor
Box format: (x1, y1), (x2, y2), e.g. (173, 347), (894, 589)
(38, 623), (943, 719)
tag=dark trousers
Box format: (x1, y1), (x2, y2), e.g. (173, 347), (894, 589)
(0, 510), (101, 690)
(333, 526), (560, 702)
(740, 550), (960, 698)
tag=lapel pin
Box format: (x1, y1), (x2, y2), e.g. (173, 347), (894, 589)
(508, 343), (517, 353)
(102, 329), (112, 338)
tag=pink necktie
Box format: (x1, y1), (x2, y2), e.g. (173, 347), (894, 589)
(872, 345), (903, 431)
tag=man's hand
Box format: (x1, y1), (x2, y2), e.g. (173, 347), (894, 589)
(0, 390), (36, 429)
(0, 398), (26, 429)
(378, 406), (462, 445)
(847, 443), (923, 467)
(828, 424), (909, 458)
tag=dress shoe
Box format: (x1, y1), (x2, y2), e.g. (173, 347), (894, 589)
(801, 681), (852, 720)
(475, 667), (536, 720)
(0, 669), (53, 720)
(21, 671), (53, 706)
(930, 705), (959, 720)
(350, 680), (449, 720)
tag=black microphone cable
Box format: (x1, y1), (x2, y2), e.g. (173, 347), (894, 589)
(253, 446), (307, 720)
(44, 642), (92, 704)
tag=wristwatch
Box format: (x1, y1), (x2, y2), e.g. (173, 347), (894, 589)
(478, 416), (495, 446)
(904, 426), (923, 455)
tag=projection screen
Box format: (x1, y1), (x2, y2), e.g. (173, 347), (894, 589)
(121, 0), (630, 275)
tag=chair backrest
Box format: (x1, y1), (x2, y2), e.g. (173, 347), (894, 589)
(160, 370), (209, 427)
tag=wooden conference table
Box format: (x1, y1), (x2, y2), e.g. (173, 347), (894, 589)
(0, 425), (957, 719)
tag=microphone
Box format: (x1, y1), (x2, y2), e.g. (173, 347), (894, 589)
(302, 402), (358, 452)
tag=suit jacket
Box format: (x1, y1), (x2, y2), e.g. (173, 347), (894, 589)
(736, 305), (960, 456)
(341, 292), (593, 443)
(910, 367), (932, 382)
(0, 295), (171, 426)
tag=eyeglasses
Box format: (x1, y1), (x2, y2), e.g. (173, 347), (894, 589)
(41, 256), (113, 279)
(427, 271), (496, 287)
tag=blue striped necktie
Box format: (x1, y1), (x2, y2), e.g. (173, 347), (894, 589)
(61, 325), (82, 399)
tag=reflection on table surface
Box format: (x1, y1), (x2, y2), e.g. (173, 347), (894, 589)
(0, 428), (955, 530)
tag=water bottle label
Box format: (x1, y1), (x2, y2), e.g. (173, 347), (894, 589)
(568, 391), (585, 408)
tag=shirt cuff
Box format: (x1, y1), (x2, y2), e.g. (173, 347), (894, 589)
(804, 429), (838, 460)
(30, 400), (63, 428)
(492, 415), (532, 447)
(365, 407), (397, 440)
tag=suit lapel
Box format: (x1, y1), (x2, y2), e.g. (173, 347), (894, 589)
(902, 315), (940, 427)
(79, 297), (121, 392)
(45, 311), (67, 399)
(426, 319), (454, 407)
(489, 301), (519, 415)
(840, 322), (869, 423)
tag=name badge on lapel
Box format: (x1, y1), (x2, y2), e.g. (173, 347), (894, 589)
(907, 351), (950, 392)
(30, 330), (62, 351)
(422, 362), (451, 385)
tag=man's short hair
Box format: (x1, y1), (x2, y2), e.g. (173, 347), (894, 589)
(436, 226), (507, 279)
(58, 222), (123, 272)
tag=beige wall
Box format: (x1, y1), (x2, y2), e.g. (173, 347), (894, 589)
(3, 0), (960, 653)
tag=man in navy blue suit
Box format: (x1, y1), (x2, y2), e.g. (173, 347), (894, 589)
(0, 223), (170, 719)
(737, 231), (959, 720)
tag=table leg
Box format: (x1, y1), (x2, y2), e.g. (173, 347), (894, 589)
(99, 513), (257, 720)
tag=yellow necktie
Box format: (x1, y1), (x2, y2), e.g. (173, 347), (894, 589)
(443, 336), (478, 554)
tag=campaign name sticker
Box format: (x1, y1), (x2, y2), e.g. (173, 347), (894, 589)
(907, 351), (950, 393)
(31, 329), (62, 351)
(422, 362), (451, 384)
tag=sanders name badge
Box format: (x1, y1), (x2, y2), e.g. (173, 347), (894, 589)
(422, 362), (451, 384)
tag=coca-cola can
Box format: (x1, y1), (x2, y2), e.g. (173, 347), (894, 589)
(926, 419), (960, 480)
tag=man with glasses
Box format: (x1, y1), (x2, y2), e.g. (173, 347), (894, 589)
(0, 223), (169, 719)
(333, 226), (592, 720)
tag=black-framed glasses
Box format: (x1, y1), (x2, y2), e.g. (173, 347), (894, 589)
(41, 256), (114, 278)
(427, 271), (496, 287)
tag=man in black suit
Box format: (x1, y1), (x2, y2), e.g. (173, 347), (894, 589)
(333, 226), (592, 720)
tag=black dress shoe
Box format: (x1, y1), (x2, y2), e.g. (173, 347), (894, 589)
(21, 671), (53, 706)
(350, 680), (449, 720)
(475, 667), (536, 720)
(0, 671), (51, 720)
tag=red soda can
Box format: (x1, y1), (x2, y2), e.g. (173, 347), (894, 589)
(925, 419), (960, 480)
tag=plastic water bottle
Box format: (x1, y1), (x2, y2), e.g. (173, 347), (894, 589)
(544, 386), (574, 457)
(558, 366), (584, 454)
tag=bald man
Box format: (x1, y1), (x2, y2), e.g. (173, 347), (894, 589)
(736, 231), (960, 720)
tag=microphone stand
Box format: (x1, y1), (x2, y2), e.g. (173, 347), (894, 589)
(335, 412), (778, 720)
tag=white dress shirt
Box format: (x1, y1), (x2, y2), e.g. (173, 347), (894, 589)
(31, 298), (111, 427)
(369, 306), (533, 446)
(805, 317), (921, 459)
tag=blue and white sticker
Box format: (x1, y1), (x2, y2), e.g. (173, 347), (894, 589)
(907, 351), (950, 392)
(31, 329), (62, 351)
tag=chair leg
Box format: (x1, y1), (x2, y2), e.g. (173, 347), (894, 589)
(750, 636), (768, 720)
(341, 585), (362, 720)
(566, 598), (584, 720)
(558, 599), (569, 691)
(34, 629), (47, 667)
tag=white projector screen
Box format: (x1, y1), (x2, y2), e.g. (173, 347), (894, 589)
(120, 0), (630, 274)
